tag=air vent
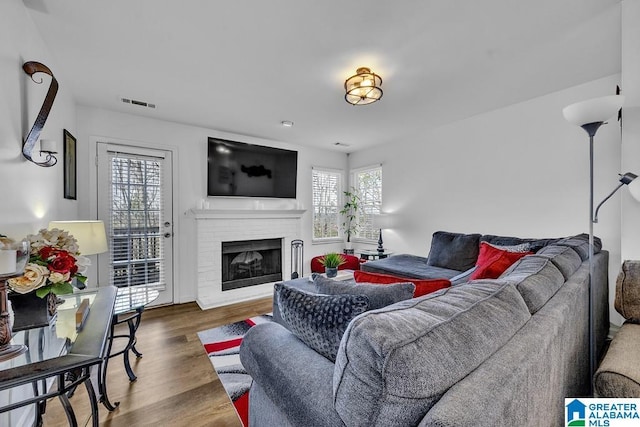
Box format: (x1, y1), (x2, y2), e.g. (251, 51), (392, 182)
(121, 97), (156, 109)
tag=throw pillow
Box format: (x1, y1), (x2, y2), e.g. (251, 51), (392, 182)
(426, 231), (482, 272)
(314, 275), (414, 309)
(353, 270), (451, 298)
(274, 282), (369, 362)
(470, 241), (532, 280)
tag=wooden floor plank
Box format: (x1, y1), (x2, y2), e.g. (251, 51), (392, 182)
(38, 297), (272, 426)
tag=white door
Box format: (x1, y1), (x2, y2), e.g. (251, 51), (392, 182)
(96, 143), (174, 306)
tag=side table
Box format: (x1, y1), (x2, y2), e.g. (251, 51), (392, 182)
(359, 250), (393, 261)
(98, 285), (159, 411)
(0, 286), (116, 427)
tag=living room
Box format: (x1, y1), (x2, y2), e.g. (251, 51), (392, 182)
(1, 0), (639, 426)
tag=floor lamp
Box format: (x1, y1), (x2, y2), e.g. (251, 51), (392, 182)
(562, 94), (627, 393)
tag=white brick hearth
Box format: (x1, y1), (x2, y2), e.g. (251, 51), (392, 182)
(190, 209), (305, 309)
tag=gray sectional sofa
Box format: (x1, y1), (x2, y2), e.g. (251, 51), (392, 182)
(239, 233), (609, 426)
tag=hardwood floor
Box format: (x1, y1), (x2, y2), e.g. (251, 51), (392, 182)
(40, 297), (273, 427)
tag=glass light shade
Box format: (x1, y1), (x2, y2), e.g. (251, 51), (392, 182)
(562, 95), (625, 126)
(49, 220), (108, 255)
(345, 67), (383, 105)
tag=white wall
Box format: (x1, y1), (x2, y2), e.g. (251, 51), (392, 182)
(0, 2), (78, 425)
(350, 74), (624, 325)
(0, 0), (78, 239)
(76, 106), (347, 303)
(621, 1), (640, 325)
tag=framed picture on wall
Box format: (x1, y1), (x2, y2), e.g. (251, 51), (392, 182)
(63, 129), (77, 200)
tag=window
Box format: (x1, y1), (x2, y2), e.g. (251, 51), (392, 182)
(312, 168), (342, 240)
(353, 165), (382, 241)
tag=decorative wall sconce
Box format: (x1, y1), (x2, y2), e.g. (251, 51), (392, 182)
(344, 67), (383, 105)
(22, 61), (59, 167)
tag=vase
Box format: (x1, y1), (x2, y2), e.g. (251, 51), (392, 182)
(8, 291), (58, 331)
(325, 267), (338, 278)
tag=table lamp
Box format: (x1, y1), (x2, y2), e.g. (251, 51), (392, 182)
(371, 214), (394, 254)
(49, 220), (108, 288)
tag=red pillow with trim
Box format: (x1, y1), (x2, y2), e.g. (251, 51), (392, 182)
(469, 242), (533, 280)
(353, 270), (451, 298)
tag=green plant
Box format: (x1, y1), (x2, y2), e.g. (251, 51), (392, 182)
(319, 252), (346, 269)
(339, 188), (361, 243)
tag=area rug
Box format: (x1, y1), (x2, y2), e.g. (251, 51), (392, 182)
(197, 314), (273, 427)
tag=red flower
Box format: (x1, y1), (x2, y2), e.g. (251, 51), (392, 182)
(48, 250), (78, 276)
(39, 246), (59, 260)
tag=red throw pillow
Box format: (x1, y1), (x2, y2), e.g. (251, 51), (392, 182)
(469, 242), (532, 280)
(353, 270), (451, 298)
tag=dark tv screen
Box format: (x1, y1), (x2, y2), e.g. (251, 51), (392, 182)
(207, 138), (298, 198)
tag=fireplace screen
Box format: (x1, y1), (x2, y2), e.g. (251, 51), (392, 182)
(221, 238), (283, 291)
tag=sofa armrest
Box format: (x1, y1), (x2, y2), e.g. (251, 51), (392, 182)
(239, 322), (345, 427)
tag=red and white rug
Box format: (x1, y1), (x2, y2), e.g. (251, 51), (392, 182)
(197, 314), (273, 427)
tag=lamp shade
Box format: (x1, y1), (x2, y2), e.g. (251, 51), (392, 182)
(49, 220), (108, 255)
(562, 95), (625, 126)
(371, 213), (394, 230)
(628, 177), (640, 202)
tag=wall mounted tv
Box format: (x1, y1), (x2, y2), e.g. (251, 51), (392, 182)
(207, 137), (298, 198)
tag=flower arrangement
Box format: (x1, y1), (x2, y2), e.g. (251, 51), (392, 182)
(6, 229), (90, 298)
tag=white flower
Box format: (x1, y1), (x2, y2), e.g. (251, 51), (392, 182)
(48, 271), (70, 284)
(74, 255), (91, 275)
(28, 228), (80, 256)
(7, 263), (49, 294)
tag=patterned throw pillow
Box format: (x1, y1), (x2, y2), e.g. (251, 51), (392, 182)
(274, 282), (369, 362)
(314, 275), (415, 309)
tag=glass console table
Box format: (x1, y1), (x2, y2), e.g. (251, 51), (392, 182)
(99, 285), (159, 411)
(0, 286), (116, 427)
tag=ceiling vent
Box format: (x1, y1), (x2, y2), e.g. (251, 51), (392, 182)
(121, 97), (156, 109)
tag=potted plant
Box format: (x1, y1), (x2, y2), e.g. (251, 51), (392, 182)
(339, 188), (361, 254)
(319, 252), (346, 278)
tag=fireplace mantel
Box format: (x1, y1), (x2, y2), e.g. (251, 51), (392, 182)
(189, 208), (306, 220)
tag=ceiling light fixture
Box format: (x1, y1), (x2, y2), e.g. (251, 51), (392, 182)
(281, 120), (294, 127)
(344, 67), (383, 106)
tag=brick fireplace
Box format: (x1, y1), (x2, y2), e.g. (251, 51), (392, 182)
(191, 208), (305, 309)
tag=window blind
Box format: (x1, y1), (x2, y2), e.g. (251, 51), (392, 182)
(312, 168), (342, 240)
(107, 151), (166, 290)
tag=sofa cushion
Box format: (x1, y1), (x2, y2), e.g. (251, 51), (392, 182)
(333, 281), (531, 427)
(480, 235), (559, 252)
(274, 282), (369, 362)
(535, 244), (582, 279)
(555, 233), (602, 260)
(361, 254), (461, 279)
(314, 274), (415, 309)
(352, 270), (451, 298)
(615, 260), (640, 322)
(469, 242), (532, 280)
(497, 255), (565, 314)
(426, 231), (481, 272)
(594, 322), (640, 397)
(449, 266), (477, 285)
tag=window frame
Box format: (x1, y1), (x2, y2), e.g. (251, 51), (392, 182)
(351, 164), (383, 243)
(311, 167), (344, 243)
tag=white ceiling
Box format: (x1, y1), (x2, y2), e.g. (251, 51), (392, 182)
(24, 0), (621, 152)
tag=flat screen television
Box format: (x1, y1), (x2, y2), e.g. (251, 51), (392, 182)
(207, 137), (298, 198)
